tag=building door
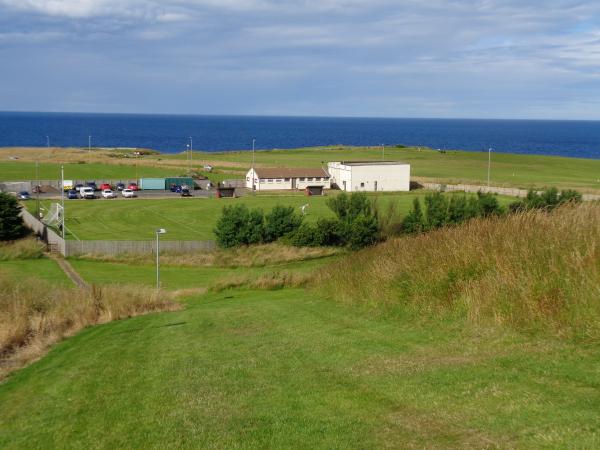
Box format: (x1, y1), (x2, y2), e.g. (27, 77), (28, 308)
(343, 180), (347, 191)
(292, 178), (296, 189)
(374, 181), (378, 191)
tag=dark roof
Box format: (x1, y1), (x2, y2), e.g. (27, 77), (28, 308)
(253, 167), (329, 178)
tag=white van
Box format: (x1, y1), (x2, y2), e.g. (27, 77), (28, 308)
(80, 187), (95, 199)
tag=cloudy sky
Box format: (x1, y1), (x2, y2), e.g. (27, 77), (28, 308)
(0, 0), (599, 119)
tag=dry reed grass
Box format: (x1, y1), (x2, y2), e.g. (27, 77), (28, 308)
(0, 276), (181, 380)
(317, 203), (600, 338)
(210, 270), (314, 292)
(0, 238), (45, 261)
(77, 243), (341, 268)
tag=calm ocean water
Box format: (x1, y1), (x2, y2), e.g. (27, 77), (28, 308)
(0, 112), (599, 159)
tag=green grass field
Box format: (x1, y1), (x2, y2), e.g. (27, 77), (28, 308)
(189, 146), (600, 191)
(30, 191), (497, 241)
(0, 258), (72, 286)
(0, 161), (183, 181)
(1, 287), (599, 448)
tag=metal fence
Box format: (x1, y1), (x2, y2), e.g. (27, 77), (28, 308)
(20, 209), (216, 256)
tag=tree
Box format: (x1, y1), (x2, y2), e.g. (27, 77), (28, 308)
(264, 205), (302, 242)
(447, 195), (468, 224)
(214, 204), (265, 248)
(476, 192), (504, 217)
(401, 198), (425, 234)
(424, 192), (449, 229)
(0, 192), (28, 241)
(347, 213), (379, 249)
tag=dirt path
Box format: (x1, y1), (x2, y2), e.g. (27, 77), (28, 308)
(48, 255), (89, 289)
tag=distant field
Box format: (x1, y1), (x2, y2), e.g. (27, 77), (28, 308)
(0, 161), (181, 181)
(29, 191), (512, 241)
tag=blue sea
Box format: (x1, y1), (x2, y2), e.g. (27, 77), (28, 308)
(0, 111), (599, 159)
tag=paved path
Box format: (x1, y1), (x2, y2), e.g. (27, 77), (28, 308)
(49, 254), (89, 289)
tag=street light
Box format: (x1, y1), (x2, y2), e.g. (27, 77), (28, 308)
(88, 135), (92, 152)
(46, 135), (50, 148)
(381, 143), (385, 161)
(251, 139), (256, 194)
(60, 165), (65, 239)
(487, 147), (493, 188)
(155, 228), (167, 289)
(189, 136), (193, 170)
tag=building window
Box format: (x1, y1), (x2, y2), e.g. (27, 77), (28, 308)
(360, 182), (365, 188)
(300, 177), (305, 181)
(260, 178), (266, 182)
(284, 178), (290, 181)
(315, 177), (321, 181)
(307, 177), (314, 181)
(268, 179), (274, 182)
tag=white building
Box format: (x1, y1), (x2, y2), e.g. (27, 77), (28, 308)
(246, 167), (331, 192)
(327, 161), (411, 192)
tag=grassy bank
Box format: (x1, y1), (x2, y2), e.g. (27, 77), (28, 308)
(317, 203), (600, 338)
(2, 288), (600, 448)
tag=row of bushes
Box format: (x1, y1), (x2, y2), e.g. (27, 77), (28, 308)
(509, 187), (582, 212)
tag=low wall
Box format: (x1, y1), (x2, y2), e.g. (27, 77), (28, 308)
(421, 182), (600, 201)
(20, 208), (215, 256)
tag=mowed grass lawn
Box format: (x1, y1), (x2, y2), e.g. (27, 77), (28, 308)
(192, 146), (600, 191)
(0, 258), (72, 286)
(1, 288), (599, 448)
(32, 191), (499, 241)
(69, 257), (331, 290)
(0, 161), (181, 181)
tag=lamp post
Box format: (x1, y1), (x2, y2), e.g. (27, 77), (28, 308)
(88, 135), (91, 152)
(36, 160), (40, 218)
(252, 139), (256, 194)
(189, 136), (193, 170)
(155, 228), (167, 289)
(46, 135), (50, 148)
(381, 143), (385, 161)
(487, 147), (493, 188)
(60, 165), (65, 239)
(186, 144), (191, 173)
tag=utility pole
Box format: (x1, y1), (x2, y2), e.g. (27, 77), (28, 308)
(60, 165), (65, 239)
(252, 138), (256, 194)
(487, 147), (493, 188)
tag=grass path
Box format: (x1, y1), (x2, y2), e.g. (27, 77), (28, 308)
(1, 289), (599, 448)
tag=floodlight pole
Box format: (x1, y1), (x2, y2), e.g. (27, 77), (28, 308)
(189, 136), (193, 169)
(487, 147), (493, 188)
(88, 135), (91, 152)
(156, 228), (166, 289)
(60, 165), (65, 239)
(381, 143), (385, 161)
(46, 135), (50, 148)
(252, 139), (256, 194)
(36, 160), (40, 218)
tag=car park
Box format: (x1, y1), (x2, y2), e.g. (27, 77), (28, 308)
(128, 182), (139, 191)
(116, 182), (126, 191)
(100, 183), (112, 191)
(102, 189), (116, 199)
(18, 191), (31, 200)
(80, 187), (96, 199)
(122, 188), (136, 198)
(67, 189), (79, 199)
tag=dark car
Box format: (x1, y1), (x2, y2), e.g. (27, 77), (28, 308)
(180, 188), (192, 197)
(86, 181), (98, 191)
(116, 182), (125, 191)
(67, 189), (79, 199)
(18, 191), (30, 200)
(74, 183), (84, 192)
(169, 184), (180, 192)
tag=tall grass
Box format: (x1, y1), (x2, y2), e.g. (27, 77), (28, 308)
(0, 276), (181, 380)
(0, 238), (45, 261)
(75, 243), (341, 268)
(316, 203), (600, 339)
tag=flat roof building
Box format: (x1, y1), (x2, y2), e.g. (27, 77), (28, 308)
(327, 161), (410, 192)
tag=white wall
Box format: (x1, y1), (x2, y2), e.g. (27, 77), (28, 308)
(327, 162), (410, 192)
(245, 169), (331, 191)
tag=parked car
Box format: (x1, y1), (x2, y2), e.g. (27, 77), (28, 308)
(100, 183), (112, 191)
(122, 188), (136, 198)
(63, 180), (74, 191)
(128, 182), (139, 191)
(102, 189), (116, 199)
(180, 188), (192, 197)
(80, 187), (95, 199)
(116, 182), (126, 191)
(169, 184), (180, 192)
(86, 181), (98, 191)
(18, 191), (30, 200)
(74, 183), (85, 192)
(67, 189), (79, 199)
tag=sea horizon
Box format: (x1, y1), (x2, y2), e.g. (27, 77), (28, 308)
(1, 111), (599, 159)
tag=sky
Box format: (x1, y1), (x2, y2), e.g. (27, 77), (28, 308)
(0, 0), (599, 119)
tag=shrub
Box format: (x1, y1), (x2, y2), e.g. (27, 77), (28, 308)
(424, 192), (449, 229)
(509, 188), (583, 212)
(214, 204), (265, 248)
(401, 198), (425, 234)
(264, 205), (303, 242)
(0, 192), (28, 241)
(290, 222), (320, 247)
(347, 213), (379, 250)
(476, 192), (504, 217)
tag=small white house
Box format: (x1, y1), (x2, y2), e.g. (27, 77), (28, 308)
(246, 167), (331, 192)
(327, 161), (411, 192)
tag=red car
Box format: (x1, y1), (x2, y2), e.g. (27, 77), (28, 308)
(128, 182), (140, 191)
(100, 183), (112, 190)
